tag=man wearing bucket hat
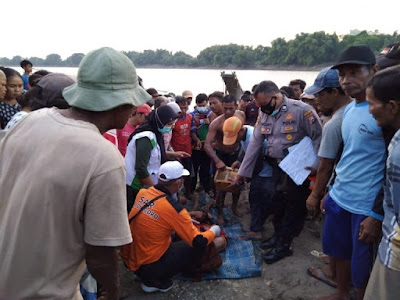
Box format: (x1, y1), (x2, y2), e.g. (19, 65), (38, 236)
(0, 47), (151, 299)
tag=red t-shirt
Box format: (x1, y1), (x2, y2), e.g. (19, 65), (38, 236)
(116, 123), (137, 156)
(103, 129), (118, 147)
(171, 114), (192, 155)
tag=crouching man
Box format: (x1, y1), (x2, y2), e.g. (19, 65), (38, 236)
(120, 161), (224, 293)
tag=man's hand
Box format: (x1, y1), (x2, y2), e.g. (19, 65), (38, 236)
(215, 160), (226, 170)
(320, 193), (328, 213)
(195, 139), (202, 150)
(359, 216), (382, 243)
(86, 245), (120, 300)
(189, 211), (203, 220)
(232, 174), (245, 186)
(174, 151), (190, 159)
(231, 160), (241, 170)
(203, 117), (210, 125)
(306, 193), (320, 215)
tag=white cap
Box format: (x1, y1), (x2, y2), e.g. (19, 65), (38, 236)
(167, 102), (181, 114)
(158, 161), (190, 182)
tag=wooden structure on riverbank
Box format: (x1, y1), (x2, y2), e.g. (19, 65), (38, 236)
(221, 71), (243, 99)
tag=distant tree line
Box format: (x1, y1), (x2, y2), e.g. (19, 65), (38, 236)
(1, 31), (398, 68)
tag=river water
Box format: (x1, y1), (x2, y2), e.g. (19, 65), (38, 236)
(30, 67), (320, 99)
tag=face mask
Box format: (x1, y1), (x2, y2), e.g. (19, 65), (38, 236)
(158, 126), (172, 134)
(260, 97), (277, 115)
(197, 107), (208, 114)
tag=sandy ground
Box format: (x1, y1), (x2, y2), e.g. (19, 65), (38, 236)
(119, 188), (335, 300)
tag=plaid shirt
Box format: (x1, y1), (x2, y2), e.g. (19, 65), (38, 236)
(378, 128), (400, 271)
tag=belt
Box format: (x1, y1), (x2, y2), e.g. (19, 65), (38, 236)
(265, 157), (282, 164)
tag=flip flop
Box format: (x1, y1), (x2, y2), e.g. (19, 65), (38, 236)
(307, 267), (337, 288)
(239, 234), (263, 241)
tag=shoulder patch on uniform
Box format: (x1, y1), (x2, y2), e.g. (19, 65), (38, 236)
(304, 110), (313, 117)
(167, 195), (184, 213)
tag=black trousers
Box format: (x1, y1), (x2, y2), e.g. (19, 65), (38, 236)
(191, 149), (211, 192)
(249, 175), (278, 232)
(135, 241), (200, 285)
(249, 165), (309, 244)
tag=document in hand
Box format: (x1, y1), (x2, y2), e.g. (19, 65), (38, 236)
(278, 136), (317, 185)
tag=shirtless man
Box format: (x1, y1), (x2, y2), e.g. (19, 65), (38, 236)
(204, 94), (245, 224)
(208, 91), (224, 122)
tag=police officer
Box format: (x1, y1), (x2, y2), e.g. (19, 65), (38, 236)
(235, 80), (322, 263)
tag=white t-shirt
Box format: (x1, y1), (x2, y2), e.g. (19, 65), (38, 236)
(4, 110), (29, 130)
(0, 108), (132, 299)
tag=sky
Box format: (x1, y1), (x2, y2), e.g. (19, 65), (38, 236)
(3, 0), (399, 60)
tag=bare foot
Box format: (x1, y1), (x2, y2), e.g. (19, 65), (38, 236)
(239, 231), (262, 240)
(309, 266), (336, 285)
(317, 293), (350, 300)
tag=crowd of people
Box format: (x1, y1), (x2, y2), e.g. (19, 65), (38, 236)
(0, 42), (400, 300)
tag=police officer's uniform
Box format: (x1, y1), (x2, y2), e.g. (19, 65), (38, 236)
(238, 96), (322, 263)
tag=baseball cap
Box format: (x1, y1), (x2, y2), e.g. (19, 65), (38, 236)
(63, 47), (150, 111)
(182, 90), (193, 99)
(377, 42), (400, 69)
(305, 67), (340, 95)
(36, 73), (75, 108)
(222, 116), (243, 146)
(158, 161), (190, 182)
(136, 103), (152, 116)
(332, 44), (376, 69)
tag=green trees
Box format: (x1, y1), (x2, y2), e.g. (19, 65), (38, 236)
(1, 30), (398, 68)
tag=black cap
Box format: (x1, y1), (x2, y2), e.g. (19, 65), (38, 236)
(332, 44), (376, 69)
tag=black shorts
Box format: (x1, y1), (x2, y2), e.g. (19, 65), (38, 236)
(180, 157), (194, 177)
(215, 146), (241, 167)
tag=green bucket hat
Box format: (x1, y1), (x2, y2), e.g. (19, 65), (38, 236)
(62, 47), (151, 111)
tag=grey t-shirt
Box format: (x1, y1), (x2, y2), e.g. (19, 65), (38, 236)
(318, 106), (346, 159)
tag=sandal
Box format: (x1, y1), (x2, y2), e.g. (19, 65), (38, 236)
(307, 267), (337, 288)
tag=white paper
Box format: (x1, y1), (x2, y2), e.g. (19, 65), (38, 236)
(278, 136), (317, 185)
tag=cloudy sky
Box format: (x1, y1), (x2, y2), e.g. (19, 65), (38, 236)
(3, 0), (399, 59)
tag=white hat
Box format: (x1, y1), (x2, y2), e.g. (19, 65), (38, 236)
(167, 102), (181, 114)
(158, 161), (189, 182)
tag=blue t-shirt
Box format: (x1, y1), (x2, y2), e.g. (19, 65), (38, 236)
(22, 74), (30, 91)
(330, 101), (385, 216)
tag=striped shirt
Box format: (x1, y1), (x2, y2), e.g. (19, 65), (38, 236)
(378, 128), (400, 271)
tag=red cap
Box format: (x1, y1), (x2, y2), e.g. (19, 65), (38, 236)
(136, 104), (152, 116)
